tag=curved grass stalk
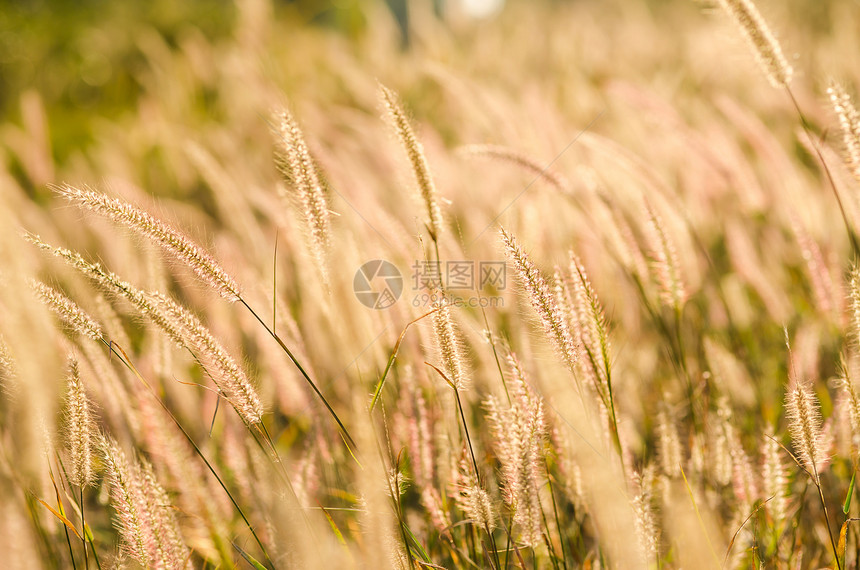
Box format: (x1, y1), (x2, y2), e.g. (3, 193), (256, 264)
(103, 340), (275, 568)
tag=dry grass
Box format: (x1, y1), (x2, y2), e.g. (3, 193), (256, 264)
(3, 0), (860, 568)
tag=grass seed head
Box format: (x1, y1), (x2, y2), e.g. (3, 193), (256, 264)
(56, 184), (241, 301)
(380, 84), (443, 242)
(716, 0), (793, 88)
(785, 381), (826, 481)
(65, 357), (96, 488)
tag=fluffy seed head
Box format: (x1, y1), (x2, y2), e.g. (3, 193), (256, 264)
(567, 252), (612, 401)
(431, 298), (467, 391)
(788, 215), (835, 317)
(100, 436), (151, 567)
(828, 82), (860, 182)
(655, 406), (682, 478)
(64, 358), (96, 488)
(380, 84), (443, 241)
(149, 292), (263, 424)
(56, 184), (240, 301)
(30, 280), (103, 342)
(485, 353), (545, 546)
(840, 370), (860, 462)
(501, 227), (578, 372)
(730, 434), (759, 509)
(451, 450), (496, 531)
(420, 487), (451, 534)
(760, 432), (788, 528)
(643, 200), (686, 310)
(100, 436), (189, 568)
(710, 399), (734, 486)
(26, 234), (187, 349)
(405, 386), (436, 488)
(848, 264), (860, 347)
(456, 484), (496, 531)
(0, 338), (15, 384)
(631, 468), (660, 563)
(785, 381), (826, 481)
(716, 0), (793, 88)
(274, 109), (332, 283)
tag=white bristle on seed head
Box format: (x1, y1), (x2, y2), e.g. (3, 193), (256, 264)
(56, 184), (241, 301)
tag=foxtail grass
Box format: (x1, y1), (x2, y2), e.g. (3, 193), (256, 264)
(500, 228), (578, 376)
(786, 380), (842, 569)
(100, 435), (189, 569)
(26, 221), (355, 449)
(431, 298), (467, 391)
(715, 0), (792, 88)
(63, 358), (96, 490)
(56, 183), (241, 301)
(380, 84), (443, 249)
(148, 291), (264, 425)
(426, 361), (501, 569)
(828, 82), (860, 183)
(643, 200), (686, 312)
(30, 281), (103, 343)
(786, 381), (826, 484)
(484, 354), (546, 548)
(273, 109), (333, 286)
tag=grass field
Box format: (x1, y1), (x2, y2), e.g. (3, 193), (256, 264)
(3, 0), (860, 568)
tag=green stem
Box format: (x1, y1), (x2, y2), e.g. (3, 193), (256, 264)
(63, 511), (77, 570)
(80, 487), (87, 570)
(812, 472), (842, 570)
(238, 298), (356, 451)
(476, 292), (510, 405)
(105, 340), (276, 569)
(545, 457), (569, 570)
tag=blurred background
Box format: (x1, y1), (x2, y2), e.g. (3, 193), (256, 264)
(0, 0), (840, 171)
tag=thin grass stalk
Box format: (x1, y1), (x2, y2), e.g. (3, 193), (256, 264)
(103, 341), (275, 568)
(273, 110), (332, 286)
(80, 487), (87, 570)
(786, 381), (842, 569)
(567, 256), (625, 476)
(544, 455), (569, 570)
(426, 361), (500, 569)
(55, 470), (102, 570)
(24, 491), (60, 567)
(371, 408), (416, 570)
(369, 307), (440, 413)
(49, 460), (78, 570)
(237, 297), (356, 450)
(679, 465), (721, 568)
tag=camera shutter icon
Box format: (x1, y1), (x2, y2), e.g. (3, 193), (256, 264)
(353, 260), (403, 309)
